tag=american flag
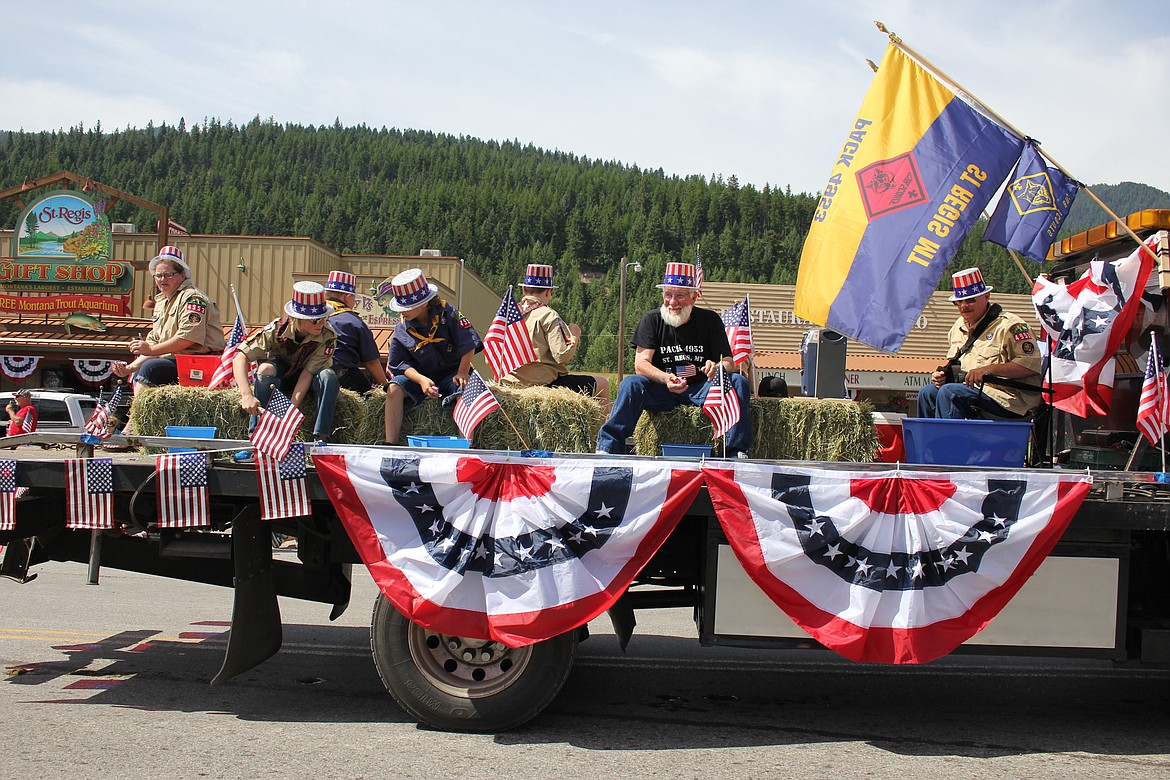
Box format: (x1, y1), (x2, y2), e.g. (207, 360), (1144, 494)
(1136, 337), (1168, 446)
(83, 385), (126, 440)
(257, 442), (311, 520)
(65, 458), (114, 529)
(20, 408), (35, 433)
(156, 453), (211, 528)
(695, 244), (704, 294)
(722, 295), (753, 366)
(702, 364), (741, 440)
(250, 387), (304, 461)
(483, 287), (537, 380)
(674, 364), (697, 378)
(0, 459), (17, 531)
(209, 309), (247, 389)
(452, 370), (501, 440)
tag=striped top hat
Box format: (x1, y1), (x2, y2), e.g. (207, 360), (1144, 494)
(657, 262), (698, 290)
(149, 245), (190, 276)
(948, 267), (994, 301)
(325, 270), (357, 294)
(385, 269), (439, 313)
(522, 263), (557, 289)
(284, 281), (334, 320)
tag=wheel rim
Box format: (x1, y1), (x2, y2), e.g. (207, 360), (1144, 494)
(406, 626), (534, 699)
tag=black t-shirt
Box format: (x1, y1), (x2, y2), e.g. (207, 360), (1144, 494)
(632, 307), (731, 384)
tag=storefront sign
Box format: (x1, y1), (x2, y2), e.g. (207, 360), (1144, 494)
(758, 368), (930, 392)
(0, 293), (131, 317)
(354, 292), (400, 328)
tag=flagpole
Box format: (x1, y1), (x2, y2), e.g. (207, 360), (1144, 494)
(875, 21), (1160, 267)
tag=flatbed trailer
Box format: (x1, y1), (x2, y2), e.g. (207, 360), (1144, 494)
(2, 431), (1168, 732)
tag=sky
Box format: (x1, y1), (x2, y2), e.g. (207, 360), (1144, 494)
(2, 1), (1168, 197)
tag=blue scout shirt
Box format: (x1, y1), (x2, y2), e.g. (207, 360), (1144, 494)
(387, 299), (483, 379)
(328, 307), (380, 371)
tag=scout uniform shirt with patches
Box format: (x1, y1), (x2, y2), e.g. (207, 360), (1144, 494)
(240, 317), (337, 377)
(948, 308), (1042, 416)
(147, 280), (226, 356)
(500, 295), (576, 387)
(387, 299), (483, 380)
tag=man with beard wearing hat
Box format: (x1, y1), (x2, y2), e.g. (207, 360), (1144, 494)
(595, 261), (752, 457)
(917, 267), (1041, 419)
(232, 281), (340, 458)
(323, 270), (390, 393)
(382, 269), (483, 445)
(499, 263), (609, 406)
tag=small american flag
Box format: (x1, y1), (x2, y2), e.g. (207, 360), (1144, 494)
(257, 442), (311, 520)
(156, 453), (210, 528)
(695, 244), (704, 294)
(674, 364), (697, 378)
(722, 295), (753, 366)
(0, 459), (17, 531)
(20, 408), (35, 433)
(702, 364), (742, 441)
(1137, 337), (1168, 446)
(452, 370), (501, 440)
(65, 458), (114, 530)
(483, 287), (537, 380)
(83, 385), (126, 440)
(209, 309), (247, 390)
(251, 388), (304, 461)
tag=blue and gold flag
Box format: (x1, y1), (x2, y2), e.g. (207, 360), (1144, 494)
(983, 142), (1078, 263)
(795, 44), (1023, 352)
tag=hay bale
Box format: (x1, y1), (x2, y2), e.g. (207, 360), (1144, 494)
(634, 398), (877, 462)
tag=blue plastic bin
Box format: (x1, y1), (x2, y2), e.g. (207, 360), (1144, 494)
(661, 443), (712, 458)
(164, 425), (218, 454)
(407, 435), (471, 449)
(902, 418), (1031, 468)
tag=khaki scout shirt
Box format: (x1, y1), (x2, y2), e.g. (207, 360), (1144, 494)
(949, 308), (1042, 416)
(240, 317), (336, 376)
(147, 281), (226, 357)
(500, 296), (577, 387)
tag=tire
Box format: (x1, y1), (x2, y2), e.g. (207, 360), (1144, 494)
(370, 594), (578, 732)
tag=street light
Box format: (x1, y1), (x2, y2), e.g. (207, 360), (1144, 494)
(617, 257), (642, 383)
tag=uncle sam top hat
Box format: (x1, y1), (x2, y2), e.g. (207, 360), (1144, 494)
(522, 263), (557, 289)
(949, 267), (994, 302)
(325, 270), (357, 294)
(657, 262), (698, 290)
(284, 281), (334, 320)
(386, 269), (439, 312)
(148, 245), (191, 276)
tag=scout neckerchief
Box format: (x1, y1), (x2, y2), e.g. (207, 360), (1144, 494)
(405, 300), (449, 352)
(518, 296), (545, 315)
(329, 303), (355, 316)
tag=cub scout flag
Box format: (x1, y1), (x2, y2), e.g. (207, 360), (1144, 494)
(983, 142), (1078, 263)
(796, 43), (1023, 352)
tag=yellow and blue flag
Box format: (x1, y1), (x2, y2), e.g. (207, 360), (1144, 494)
(795, 44), (1023, 352)
(983, 142), (1078, 263)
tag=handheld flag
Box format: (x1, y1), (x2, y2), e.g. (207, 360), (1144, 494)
(483, 287), (537, 380)
(983, 142), (1078, 263)
(156, 452), (211, 528)
(82, 384), (126, 441)
(250, 388), (305, 460)
(257, 442), (311, 520)
(695, 244), (704, 295)
(20, 408), (35, 433)
(1136, 336), (1168, 446)
(795, 43), (1023, 352)
(452, 370), (500, 440)
(702, 364), (742, 441)
(722, 296), (753, 366)
(209, 287), (248, 389)
(0, 459), (17, 531)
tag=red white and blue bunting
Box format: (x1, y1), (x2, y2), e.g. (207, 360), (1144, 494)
(72, 359), (116, 386)
(314, 450), (1092, 663)
(0, 355), (42, 381)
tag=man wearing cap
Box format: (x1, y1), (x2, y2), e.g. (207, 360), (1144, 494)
(382, 269), (483, 445)
(499, 263), (609, 405)
(112, 245), (225, 393)
(323, 271), (390, 393)
(6, 389), (37, 436)
(917, 267), (1041, 419)
(596, 261), (752, 457)
(233, 281), (340, 448)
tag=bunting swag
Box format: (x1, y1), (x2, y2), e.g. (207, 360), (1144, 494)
(313, 448), (705, 647)
(0, 355), (42, 381)
(72, 359), (115, 386)
(705, 463), (1091, 664)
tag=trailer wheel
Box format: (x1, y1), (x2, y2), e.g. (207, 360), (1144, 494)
(370, 594), (578, 732)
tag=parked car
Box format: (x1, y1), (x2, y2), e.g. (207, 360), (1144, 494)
(0, 390), (99, 435)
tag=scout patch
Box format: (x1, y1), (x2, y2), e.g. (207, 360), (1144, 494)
(185, 301), (207, 315)
(1022, 341), (1036, 354)
(1009, 323), (1033, 342)
(186, 311), (203, 325)
(457, 313), (473, 329)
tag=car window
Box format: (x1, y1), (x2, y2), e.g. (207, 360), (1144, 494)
(35, 399), (69, 423)
(77, 400), (97, 421)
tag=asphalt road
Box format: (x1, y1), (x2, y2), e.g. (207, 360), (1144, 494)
(3, 559), (1169, 779)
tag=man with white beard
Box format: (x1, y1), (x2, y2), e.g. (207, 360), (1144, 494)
(595, 261), (753, 457)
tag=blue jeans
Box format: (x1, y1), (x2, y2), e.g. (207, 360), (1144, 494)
(917, 382), (1014, 419)
(134, 357), (178, 386)
(390, 369), (463, 409)
(596, 373), (753, 456)
(248, 359), (339, 439)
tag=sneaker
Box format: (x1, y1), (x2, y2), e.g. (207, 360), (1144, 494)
(232, 450), (254, 463)
(736, 451), (750, 460)
(595, 449), (610, 455)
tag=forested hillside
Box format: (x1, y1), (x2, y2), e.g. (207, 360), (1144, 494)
(0, 119), (1165, 367)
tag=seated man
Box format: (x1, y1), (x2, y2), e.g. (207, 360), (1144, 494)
(324, 270), (390, 393)
(917, 267), (1041, 419)
(499, 263), (609, 405)
(382, 269), (483, 445)
(233, 281), (340, 458)
(596, 261), (752, 457)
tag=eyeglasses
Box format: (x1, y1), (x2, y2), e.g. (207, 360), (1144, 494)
(308, 317), (326, 325)
(152, 271), (180, 280)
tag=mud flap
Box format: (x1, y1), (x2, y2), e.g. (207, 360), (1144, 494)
(211, 503), (282, 685)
